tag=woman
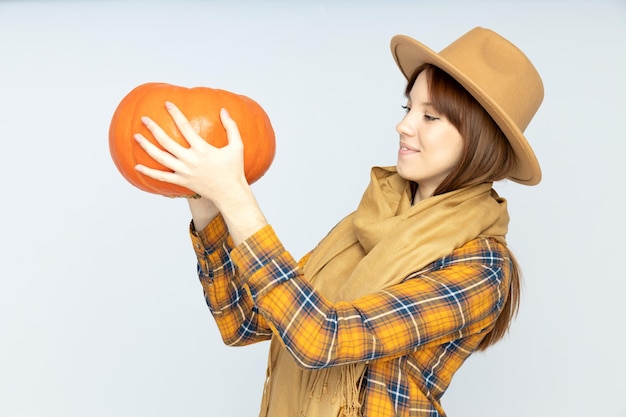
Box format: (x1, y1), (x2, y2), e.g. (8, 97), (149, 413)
(134, 27), (543, 417)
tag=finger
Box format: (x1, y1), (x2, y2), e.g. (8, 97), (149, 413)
(165, 101), (208, 149)
(141, 115), (187, 157)
(135, 163), (184, 186)
(134, 133), (184, 172)
(219, 108), (244, 149)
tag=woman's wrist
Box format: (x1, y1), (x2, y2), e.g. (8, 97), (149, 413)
(214, 184), (268, 246)
(187, 197), (220, 231)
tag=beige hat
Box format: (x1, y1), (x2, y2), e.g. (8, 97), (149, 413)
(390, 27), (543, 185)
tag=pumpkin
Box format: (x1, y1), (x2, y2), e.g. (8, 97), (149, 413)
(109, 82), (276, 197)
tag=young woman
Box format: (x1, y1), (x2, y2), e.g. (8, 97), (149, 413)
(133, 27), (543, 417)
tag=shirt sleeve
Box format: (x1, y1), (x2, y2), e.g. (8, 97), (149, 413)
(231, 225), (512, 369)
(189, 215), (273, 346)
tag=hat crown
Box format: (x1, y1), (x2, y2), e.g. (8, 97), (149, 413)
(438, 28), (543, 132)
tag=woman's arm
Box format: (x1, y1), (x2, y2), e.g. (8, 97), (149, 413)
(191, 214), (272, 346)
(132, 102), (275, 344)
(233, 229), (512, 369)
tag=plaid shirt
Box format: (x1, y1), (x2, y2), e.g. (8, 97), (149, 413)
(190, 215), (512, 417)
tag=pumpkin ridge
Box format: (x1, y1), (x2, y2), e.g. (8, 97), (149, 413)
(132, 83), (191, 196)
(128, 83), (170, 195)
(109, 83), (159, 193)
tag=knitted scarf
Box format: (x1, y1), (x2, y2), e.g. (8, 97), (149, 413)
(259, 166), (509, 417)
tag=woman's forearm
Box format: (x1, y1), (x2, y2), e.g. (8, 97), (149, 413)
(187, 185), (267, 246)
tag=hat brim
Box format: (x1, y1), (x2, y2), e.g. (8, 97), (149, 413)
(391, 35), (541, 186)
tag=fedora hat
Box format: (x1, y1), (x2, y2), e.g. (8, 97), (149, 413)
(390, 27), (543, 185)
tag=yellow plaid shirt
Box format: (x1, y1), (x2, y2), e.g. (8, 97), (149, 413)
(190, 215), (512, 417)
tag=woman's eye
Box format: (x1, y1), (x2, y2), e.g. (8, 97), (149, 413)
(424, 114), (439, 121)
(401, 105), (411, 113)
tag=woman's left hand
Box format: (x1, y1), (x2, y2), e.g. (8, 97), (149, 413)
(134, 102), (247, 203)
(134, 102), (267, 245)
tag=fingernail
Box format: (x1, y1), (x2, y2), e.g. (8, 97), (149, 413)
(134, 133), (142, 142)
(141, 116), (150, 125)
(165, 101), (174, 110)
(220, 108), (229, 118)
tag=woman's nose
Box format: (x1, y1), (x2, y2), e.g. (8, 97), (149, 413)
(396, 114), (414, 137)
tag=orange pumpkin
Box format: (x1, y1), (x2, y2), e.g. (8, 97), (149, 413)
(109, 82), (276, 197)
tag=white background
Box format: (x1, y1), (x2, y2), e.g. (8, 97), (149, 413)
(1, 1), (625, 416)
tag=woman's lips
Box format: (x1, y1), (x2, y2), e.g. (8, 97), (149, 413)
(399, 142), (419, 155)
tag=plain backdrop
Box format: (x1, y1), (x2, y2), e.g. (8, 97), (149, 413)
(1, 1), (625, 416)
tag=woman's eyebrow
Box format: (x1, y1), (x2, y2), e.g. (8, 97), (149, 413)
(411, 100), (433, 107)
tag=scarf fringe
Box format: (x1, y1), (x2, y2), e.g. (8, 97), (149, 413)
(339, 364), (364, 417)
(296, 365), (364, 417)
(259, 346), (274, 417)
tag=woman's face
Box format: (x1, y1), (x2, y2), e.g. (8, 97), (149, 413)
(396, 71), (464, 200)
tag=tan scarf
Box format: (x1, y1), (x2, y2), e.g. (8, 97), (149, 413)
(259, 166), (509, 417)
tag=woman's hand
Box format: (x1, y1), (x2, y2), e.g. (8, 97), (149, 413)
(134, 102), (246, 203)
(134, 102), (267, 244)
